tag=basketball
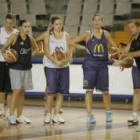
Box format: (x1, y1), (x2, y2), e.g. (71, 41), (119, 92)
(52, 47), (66, 60)
(121, 57), (133, 68)
(109, 47), (119, 60)
(5, 49), (18, 63)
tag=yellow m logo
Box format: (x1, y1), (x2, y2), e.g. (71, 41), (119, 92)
(94, 44), (104, 53)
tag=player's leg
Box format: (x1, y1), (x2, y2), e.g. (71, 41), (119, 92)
(5, 65), (12, 117)
(98, 67), (112, 122)
(44, 67), (57, 123)
(0, 62), (6, 116)
(83, 68), (97, 124)
(128, 66), (140, 126)
(53, 67), (69, 123)
(16, 90), (31, 124)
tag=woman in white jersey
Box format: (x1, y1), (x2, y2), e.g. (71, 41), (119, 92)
(37, 16), (73, 123)
(0, 13), (18, 116)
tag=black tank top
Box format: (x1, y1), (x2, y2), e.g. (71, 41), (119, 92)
(129, 33), (140, 71)
(9, 35), (32, 70)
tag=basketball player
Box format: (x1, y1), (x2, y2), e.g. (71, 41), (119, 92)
(1, 19), (38, 124)
(0, 13), (18, 116)
(36, 16), (73, 123)
(120, 20), (140, 130)
(72, 13), (118, 123)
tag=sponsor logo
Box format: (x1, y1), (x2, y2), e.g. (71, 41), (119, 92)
(93, 44), (104, 53)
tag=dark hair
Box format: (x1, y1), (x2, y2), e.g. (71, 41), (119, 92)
(19, 19), (29, 26)
(5, 13), (16, 23)
(128, 20), (140, 27)
(51, 16), (61, 24)
(49, 16), (63, 34)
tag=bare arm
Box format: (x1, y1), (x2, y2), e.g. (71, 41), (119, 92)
(30, 37), (39, 56)
(43, 34), (57, 63)
(1, 34), (17, 54)
(35, 31), (48, 42)
(104, 30), (118, 50)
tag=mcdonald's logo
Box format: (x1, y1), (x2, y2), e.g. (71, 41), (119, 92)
(94, 44), (104, 53)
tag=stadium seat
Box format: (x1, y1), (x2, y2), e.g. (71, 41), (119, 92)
(64, 26), (78, 38)
(20, 14), (36, 26)
(65, 14), (80, 26)
(0, 3), (8, 15)
(99, 2), (115, 14)
(115, 2), (131, 15)
(29, 2), (46, 14)
(11, 3), (27, 14)
(82, 2), (98, 14)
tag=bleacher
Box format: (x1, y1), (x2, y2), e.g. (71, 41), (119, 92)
(0, 0), (140, 57)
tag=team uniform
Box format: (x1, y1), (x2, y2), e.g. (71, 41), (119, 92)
(43, 32), (69, 95)
(8, 34), (33, 90)
(0, 27), (18, 92)
(130, 33), (140, 89)
(83, 30), (109, 91)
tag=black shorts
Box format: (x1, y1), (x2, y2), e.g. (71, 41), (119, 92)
(0, 62), (12, 93)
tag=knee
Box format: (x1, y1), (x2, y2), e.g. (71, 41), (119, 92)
(134, 89), (140, 94)
(102, 91), (109, 96)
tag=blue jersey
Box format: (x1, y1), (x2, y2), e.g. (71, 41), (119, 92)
(83, 30), (108, 69)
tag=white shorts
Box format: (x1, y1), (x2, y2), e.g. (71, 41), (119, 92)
(9, 69), (33, 90)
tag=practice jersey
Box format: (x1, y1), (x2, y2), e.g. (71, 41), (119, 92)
(43, 32), (69, 68)
(0, 27), (18, 62)
(129, 33), (140, 71)
(83, 30), (108, 69)
(8, 35), (32, 70)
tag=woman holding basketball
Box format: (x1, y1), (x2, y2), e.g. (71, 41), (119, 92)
(2, 19), (38, 125)
(36, 16), (73, 123)
(0, 13), (18, 117)
(72, 13), (118, 123)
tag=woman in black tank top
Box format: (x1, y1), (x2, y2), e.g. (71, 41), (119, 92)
(1, 19), (38, 125)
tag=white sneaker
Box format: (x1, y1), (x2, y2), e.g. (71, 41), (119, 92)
(53, 114), (65, 123)
(128, 114), (138, 124)
(6, 108), (10, 117)
(17, 115), (31, 124)
(8, 115), (16, 125)
(44, 113), (51, 123)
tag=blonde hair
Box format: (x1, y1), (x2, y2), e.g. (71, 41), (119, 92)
(92, 13), (103, 21)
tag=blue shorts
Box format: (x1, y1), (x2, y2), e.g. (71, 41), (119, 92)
(132, 66), (140, 89)
(83, 66), (109, 91)
(44, 67), (69, 94)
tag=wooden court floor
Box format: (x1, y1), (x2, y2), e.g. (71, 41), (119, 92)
(0, 100), (140, 140)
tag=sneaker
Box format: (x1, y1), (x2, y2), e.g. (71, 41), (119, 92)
(0, 105), (5, 116)
(44, 113), (51, 123)
(87, 114), (96, 124)
(17, 115), (31, 124)
(8, 115), (16, 125)
(128, 114), (138, 125)
(106, 112), (112, 122)
(6, 108), (10, 117)
(53, 114), (65, 123)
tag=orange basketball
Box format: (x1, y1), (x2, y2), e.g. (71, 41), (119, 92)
(52, 48), (66, 60)
(6, 49), (18, 63)
(109, 47), (119, 60)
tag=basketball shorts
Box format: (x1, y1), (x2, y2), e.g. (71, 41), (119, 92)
(132, 66), (140, 89)
(9, 68), (33, 90)
(0, 62), (12, 92)
(83, 67), (109, 91)
(44, 67), (69, 94)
